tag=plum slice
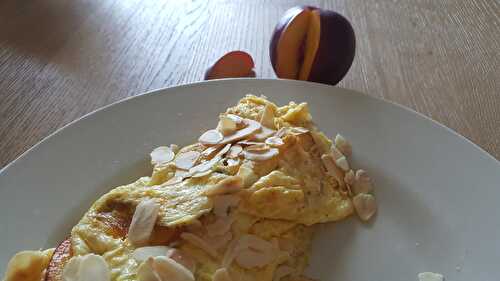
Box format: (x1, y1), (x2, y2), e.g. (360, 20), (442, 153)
(44, 238), (72, 281)
(204, 51), (255, 80)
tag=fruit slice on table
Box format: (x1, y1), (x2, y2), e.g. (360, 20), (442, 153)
(44, 238), (72, 281)
(204, 51), (255, 80)
(270, 6), (355, 85)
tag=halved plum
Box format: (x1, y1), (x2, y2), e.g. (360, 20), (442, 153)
(204, 51), (256, 80)
(270, 6), (355, 85)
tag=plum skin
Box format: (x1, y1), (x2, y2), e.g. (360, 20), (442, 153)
(269, 6), (356, 85)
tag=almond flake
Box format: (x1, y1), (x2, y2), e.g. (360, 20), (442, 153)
(226, 114), (244, 127)
(335, 134), (352, 156)
(225, 158), (241, 167)
(236, 162), (259, 188)
(335, 156), (350, 172)
(213, 268), (232, 281)
(128, 199), (160, 246)
(353, 193), (377, 221)
(138, 256), (194, 281)
(235, 248), (274, 269)
(170, 144), (180, 154)
(352, 169), (374, 194)
(217, 116), (238, 136)
(165, 176), (183, 186)
(260, 104), (275, 129)
(344, 170), (355, 186)
(237, 140), (262, 146)
(201, 146), (222, 159)
(204, 176), (243, 196)
(199, 129), (223, 145)
(180, 233), (219, 259)
(275, 127), (290, 138)
(206, 216), (235, 237)
(245, 143), (270, 153)
(213, 195), (241, 217)
(62, 254), (110, 281)
(227, 145), (243, 158)
(290, 127), (309, 135)
(321, 154), (346, 189)
(205, 232), (233, 250)
(218, 119), (261, 145)
(233, 235), (278, 269)
(168, 249), (196, 273)
(190, 169), (213, 178)
(243, 148), (279, 161)
(133, 246), (172, 263)
(330, 146), (344, 160)
(189, 144), (231, 174)
(151, 146), (175, 165)
(265, 136), (284, 147)
(251, 126), (276, 141)
(273, 265), (294, 281)
(175, 151), (201, 170)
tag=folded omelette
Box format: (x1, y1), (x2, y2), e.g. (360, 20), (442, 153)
(3, 95), (376, 281)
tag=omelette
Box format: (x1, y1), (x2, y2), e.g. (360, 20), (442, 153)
(3, 95), (377, 281)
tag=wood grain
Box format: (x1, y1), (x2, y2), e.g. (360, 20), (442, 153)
(0, 0), (499, 168)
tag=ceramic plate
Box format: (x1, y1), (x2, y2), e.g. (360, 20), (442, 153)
(1, 79), (498, 280)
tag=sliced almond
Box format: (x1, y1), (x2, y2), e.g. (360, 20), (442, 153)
(251, 126), (276, 141)
(235, 248), (275, 269)
(237, 140), (262, 146)
(273, 265), (294, 281)
(334, 134), (352, 156)
(204, 232), (233, 250)
(151, 256), (194, 281)
(180, 233), (219, 259)
(227, 145), (243, 158)
(335, 156), (350, 172)
(204, 176), (243, 196)
(245, 143), (270, 153)
(201, 146), (222, 160)
(165, 176), (183, 186)
(225, 158), (241, 168)
(206, 216), (235, 237)
(3, 250), (53, 281)
(243, 148), (279, 161)
(265, 136), (284, 147)
(175, 151), (201, 170)
(321, 154), (345, 189)
(353, 193), (377, 221)
(189, 144), (231, 174)
(128, 199), (160, 247)
(62, 254), (110, 281)
(151, 146), (175, 165)
(275, 127), (290, 138)
(218, 119), (261, 145)
(344, 170), (355, 186)
(168, 249), (196, 273)
(213, 268), (232, 281)
(330, 146), (344, 160)
(217, 116), (238, 136)
(226, 114), (244, 128)
(213, 195), (241, 217)
(170, 144), (180, 154)
(290, 127), (309, 135)
(222, 238), (239, 268)
(199, 129), (224, 145)
(190, 169), (213, 178)
(236, 162), (259, 188)
(352, 169), (374, 194)
(260, 104), (275, 129)
(133, 246), (172, 263)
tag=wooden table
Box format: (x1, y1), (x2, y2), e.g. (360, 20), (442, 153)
(1, 0), (499, 168)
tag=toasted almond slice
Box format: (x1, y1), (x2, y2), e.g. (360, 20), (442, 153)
(201, 145), (222, 160)
(133, 246), (172, 263)
(175, 151), (201, 170)
(330, 146), (344, 160)
(218, 119), (261, 145)
(245, 143), (270, 153)
(275, 127), (290, 138)
(227, 145), (243, 158)
(165, 176), (183, 186)
(352, 169), (374, 194)
(243, 148), (279, 161)
(353, 193), (377, 221)
(205, 232), (233, 250)
(344, 169), (355, 186)
(151, 146), (175, 165)
(237, 234), (275, 253)
(191, 169), (213, 178)
(213, 268), (232, 281)
(62, 254), (110, 281)
(335, 134), (352, 156)
(189, 144), (231, 174)
(273, 265), (294, 281)
(136, 257), (158, 281)
(213, 195), (241, 217)
(199, 129), (224, 145)
(128, 199), (160, 246)
(290, 127), (309, 135)
(152, 256), (194, 281)
(3, 250), (53, 281)
(222, 238), (239, 268)
(265, 136), (284, 147)
(251, 126), (276, 141)
(335, 156), (350, 172)
(236, 162), (259, 188)
(235, 248), (274, 269)
(206, 216), (235, 237)
(260, 104), (275, 129)
(180, 233), (218, 259)
(168, 249), (196, 273)
(217, 116), (238, 136)
(321, 154), (346, 189)
(225, 158), (241, 167)
(204, 176), (243, 196)
(226, 114), (244, 127)
(237, 140), (262, 146)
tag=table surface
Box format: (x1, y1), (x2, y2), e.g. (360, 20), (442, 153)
(0, 0), (499, 168)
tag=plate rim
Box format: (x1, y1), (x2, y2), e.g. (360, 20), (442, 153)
(1, 78), (497, 175)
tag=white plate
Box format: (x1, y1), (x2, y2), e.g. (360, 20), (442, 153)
(0, 79), (498, 280)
